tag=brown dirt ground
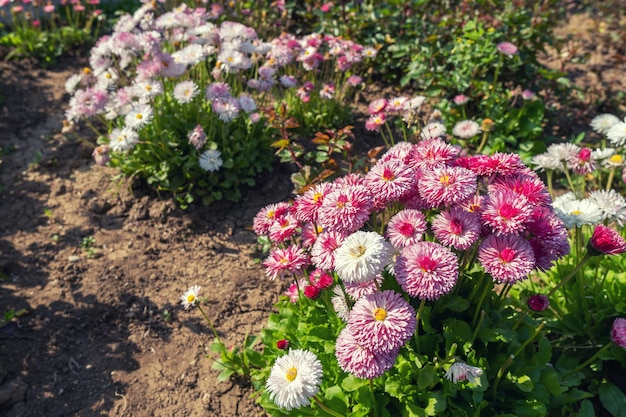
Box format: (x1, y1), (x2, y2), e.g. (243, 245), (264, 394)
(0, 9), (625, 417)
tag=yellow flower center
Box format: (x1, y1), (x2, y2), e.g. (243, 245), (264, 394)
(571, 210), (582, 216)
(350, 245), (366, 258)
(439, 175), (450, 186)
(285, 367), (298, 382)
(186, 294), (195, 303)
(136, 114), (143, 120)
(374, 308), (387, 321)
(610, 155), (623, 164)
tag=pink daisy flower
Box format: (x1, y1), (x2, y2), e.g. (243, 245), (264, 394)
(379, 142), (416, 165)
(488, 171), (551, 207)
(365, 159), (417, 208)
(497, 41), (518, 56)
(335, 327), (399, 379)
(308, 269), (334, 289)
(394, 241), (459, 300)
(408, 138), (459, 169)
(311, 230), (346, 271)
(611, 318), (626, 348)
(454, 153), (526, 177)
(588, 224), (626, 256)
(365, 113), (386, 132)
(304, 285), (321, 299)
(318, 185), (373, 234)
(457, 195), (485, 214)
(419, 166), (477, 208)
(301, 222), (323, 248)
(566, 147), (596, 175)
(368, 98), (388, 115)
(263, 245), (309, 280)
(478, 234), (535, 284)
(432, 207), (481, 250)
(294, 182), (335, 223)
(268, 213), (300, 243)
(334, 173), (366, 188)
(348, 290), (416, 354)
(285, 278), (307, 303)
(344, 275), (383, 300)
(385, 209), (427, 249)
(481, 190), (533, 235)
(524, 207), (570, 270)
(253, 202), (292, 236)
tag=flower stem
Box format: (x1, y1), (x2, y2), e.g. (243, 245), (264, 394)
(564, 342), (613, 377)
(313, 395), (345, 417)
(414, 299), (427, 352)
(196, 303), (222, 345)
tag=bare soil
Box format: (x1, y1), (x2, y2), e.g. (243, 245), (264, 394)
(0, 9), (624, 417)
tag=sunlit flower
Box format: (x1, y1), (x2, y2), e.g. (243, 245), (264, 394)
(481, 189), (533, 235)
(344, 275), (383, 300)
(263, 245), (308, 280)
(109, 127), (139, 152)
(124, 104), (153, 129)
(453, 94), (469, 105)
(553, 194), (603, 229)
(318, 185), (373, 234)
(334, 231), (394, 284)
(385, 209), (427, 249)
(180, 285), (201, 310)
(566, 147), (595, 175)
(266, 349), (323, 411)
(432, 207), (481, 250)
(335, 327), (398, 379)
(452, 120), (481, 139)
(199, 149), (223, 172)
(591, 113), (620, 135)
(478, 234), (535, 284)
(394, 241), (459, 300)
(419, 166), (477, 207)
(331, 285), (351, 321)
(588, 224), (626, 256)
(607, 118), (626, 147)
(294, 183), (335, 223)
(365, 159), (416, 207)
(92, 145), (110, 166)
(253, 202), (291, 236)
(408, 137), (458, 169)
(311, 231), (346, 271)
(173, 80), (199, 104)
(588, 190), (626, 225)
(497, 41), (518, 56)
(445, 360), (483, 384)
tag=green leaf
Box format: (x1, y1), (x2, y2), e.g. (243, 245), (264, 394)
(423, 391), (446, 416)
(599, 380), (626, 417)
(341, 374), (368, 392)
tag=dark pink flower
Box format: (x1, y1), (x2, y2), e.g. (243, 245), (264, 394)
(432, 207), (481, 250)
(527, 294), (549, 312)
(478, 234), (535, 284)
(588, 224), (626, 256)
(304, 285), (321, 299)
(419, 166), (477, 207)
(481, 189), (533, 235)
(385, 209), (427, 249)
(611, 318), (626, 348)
(276, 339), (289, 350)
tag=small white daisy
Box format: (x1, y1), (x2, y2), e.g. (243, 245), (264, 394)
(109, 127), (139, 152)
(266, 349), (323, 411)
(334, 231), (394, 284)
(180, 285), (201, 310)
(124, 104), (153, 129)
(553, 195), (604, 229)
(199, 149), (223, 172)
(588, 190), (626, 224)
(452, 120), (481, 139)
(331, 285), (350, 322)
(173, 80), (199, 104)
(590, 113), (620, 135)
(607, 118), (626, 147)
(445, 360), (483, 384)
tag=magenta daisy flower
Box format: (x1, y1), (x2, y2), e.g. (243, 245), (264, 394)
(318, 185), (373, 234)
(365, 159), (417, 208)
(481, 189), (533, 235)
(308, 269), (334, 289)
(344, 275), (383, 300)
(253, 202), (292, 236)
(368, 98), (388, 115)
(524, 207), (570, 270)
(379, 142), (415, 165)
(407, 138), (459, 169)
(347, 290), (416, 354)
(335, 327), (399, 379)
(588, 224), (626, 256)
(419, 166), (477, 208)
(454, 153), (526, 177)
(269, 213), (301, 244)
(263, 245), (309, 280)
(488, 171), (551, 207)
(432, 207), (481, 250)
(385, 209), (427, 249)
(293, 182), (335, 223)
(394, 241), (459, 300)
(478, 234), (535, 284)
(611, 318), (626, 349)
(311, 230), (346, 271)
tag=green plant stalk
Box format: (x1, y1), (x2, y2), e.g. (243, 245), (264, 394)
(513, 251), (592, 330)
(546, 170), (554, 199)
(492, 321), (546, 397)
(605, 167), (616, 191)
(564, 342), (613, 377)
(414, 299), (427, 352)
(313, 395), (345, 417)
(196, 303), (222, 345)
(470, 310), (485, 344)
(472, 277), (492, 327)
(369, 379), (380, 417)
(476, 130), (490, 154)
(561, 163), (577, 197)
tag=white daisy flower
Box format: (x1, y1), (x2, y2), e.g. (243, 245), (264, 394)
(607, 118), (626, 147)
(588, 190), (626, 224)
(452, 120), (481, 139)
(592, 147), (615, 161)
(133, 79), (163, 100)
(420, 121), (447, 140)
(124, 104), (153, 129)
(334, 231), (394, 284)
(109, 127), (139, 152)
(602, 153), (625, 168)
(199, 149), (223, 172)
(172, 43), (206, 66)
(531, 153), (563, 172)
(445, 360), (483, 384)
(173, 80), (199, 104)
(180, 285), (201, 310)
(266, 349), (323, 411)
(590, 113), (620, 135)
(331, 285), (350, 322)
(546, 143), (579, 162)
(553, 195), (603, 229)
(65, 73), (83, 94)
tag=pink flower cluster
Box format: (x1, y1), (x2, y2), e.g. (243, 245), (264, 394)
(365, 96), (425, 132)
(253, 132), (569, 379)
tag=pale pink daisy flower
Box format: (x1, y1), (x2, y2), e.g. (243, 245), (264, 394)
(419, 166), (477, 207)
(452, 120), (481, 139)
(432, 207), (481, 250)
(269, 213), (300, 244)
(365, 113), (386, 132)
(279, 75), (297, 88)
(385, 209), (427, 249)
(347, 75), (363, 86)
(180, 285), (201, 310)
(478, 234), (536, 284)
(368, 98), (388, 115)
(407, 138), (459, 169)
(285, 278), (307, 303)
(187, 125), (206, 150)
(611, 318), (626, 348)
(263, 245), (309, 280)
(212, 97), (241, 122)
(481, 190), (533, 235)
(318, 185), (373, 234)
(348, 290), (416, 354)
(497, 41), (518, 56)
(395, 242), (459, 300)
(253, 202), (292, 236)
(420, 121), (447, 140)
(344, 275), (383, 300)
(453, 94), (470, 105)
(379, 142), (415, 165)
(566, 147), (596, 175)
(588, 224), (626, 256)
(311, 230), (346, 271)
(445, 360), (483, 384)
(521, 89), (536, 100)
(331, 286), (351, 321)
(205, 82), (231, 102)
(457, 195), (485, 214)
(333, 173), (366, 188)
(365, 159), (417, 208)
(293, 182), (335, 223)
(319, 83), (335, 99)
(301, 222), (323, 248)
(335, 327), (398, 379)
(92, 145), (110, 166)
(334, 231), (394, 284)
(387, 96), (408, 112)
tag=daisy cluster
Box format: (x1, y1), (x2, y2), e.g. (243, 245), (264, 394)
(254, 133), (569, 382)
